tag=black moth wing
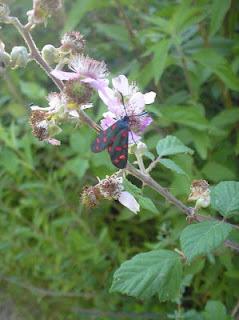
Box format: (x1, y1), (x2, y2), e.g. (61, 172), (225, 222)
(108, 127), (129, 169)
(91, 122), (122, 153)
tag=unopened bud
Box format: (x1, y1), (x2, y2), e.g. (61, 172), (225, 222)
(42, 44), (58, 65)
(0, 48), (10, 74)
(11, 46), (29, 68)
(136, 141), (147, 155)
(61, 31), (85, 54)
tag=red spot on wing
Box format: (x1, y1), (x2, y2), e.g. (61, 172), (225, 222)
(121, 131), (128, 138)
(103, 137), (107, 143)
(118, 154), (126, 160)
(115, 146), (122, 151)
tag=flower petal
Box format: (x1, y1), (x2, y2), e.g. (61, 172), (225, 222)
(139, 115), (153, 131)
(46, 138), (61, 146)
(118, 191), (140, 214)
(144, 91), (156, 104)
(128, 131), (141, 144)
(98, 86), (121, 113)
(112, 75), (129, 96)
(100, 113), (116, 130)
(128, 92), (145, 113)
(51, 70), (79, 81)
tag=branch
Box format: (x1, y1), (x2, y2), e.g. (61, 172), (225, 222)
(6, 16), (64, 91)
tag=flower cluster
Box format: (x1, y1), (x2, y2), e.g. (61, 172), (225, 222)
(52, 60), (156, 143)
(81, 174), (140, 214)
(188, 180), (211, 210)
(30, 91), (92, 145)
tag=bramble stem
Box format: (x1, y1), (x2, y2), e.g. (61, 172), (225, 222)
(6, 16), (64, 91)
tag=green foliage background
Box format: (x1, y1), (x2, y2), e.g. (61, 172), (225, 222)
(0, 0), (239, 319)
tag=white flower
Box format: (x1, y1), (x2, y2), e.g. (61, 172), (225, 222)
(99, 75), (156, 143)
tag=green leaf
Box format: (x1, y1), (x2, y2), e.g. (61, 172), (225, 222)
(151, 39), (171, 83)
(211, 181), (239, 217)
(96, 23), (131, 49)
(62, 158), (89, 179)
(110, 250), (182, 301)
(210, 0), (231, 37)
(160, 158), (187, 176)
(156, 135), (193, 157)
(137, 196), (158, 214)
(193, 49), (239, 91)
(123, 178), (141, 196)
(202, 162), (236, 183)
(19, 81), (46, 101)
(190, 130), (210, 160)
(211, 108), (239, 129)
(0, 149), (19, 174)
(160, 105), (209, 130)
(123, 179), (158, 214)
(180, 221), (232, 262)
(203, 300), (230, 320)
(63, 0), (110, 32)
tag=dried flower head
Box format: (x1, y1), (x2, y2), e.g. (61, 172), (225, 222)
(188, 179), (210, 209)
(81, 186), (100, 208)
(30, 110), (49, 141)
(63, 79), (92, 105)
(29, 108), (62, 145)
(98, 175), (123, 200)
(27, 0), (62, 25)
(61, 32), (85, 54)
(81, 174), (140, 214)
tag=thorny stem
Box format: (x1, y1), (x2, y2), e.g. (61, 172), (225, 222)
(6, 10), (239, 253)
(6, 16), (64, 91)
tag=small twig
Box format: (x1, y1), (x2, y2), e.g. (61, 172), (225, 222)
(135, 152), (147, 175)
(146, 155), (161, 173)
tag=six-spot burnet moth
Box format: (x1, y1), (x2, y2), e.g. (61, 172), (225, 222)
(91, 116), (130, 169)
(91, 109), (149, 169)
